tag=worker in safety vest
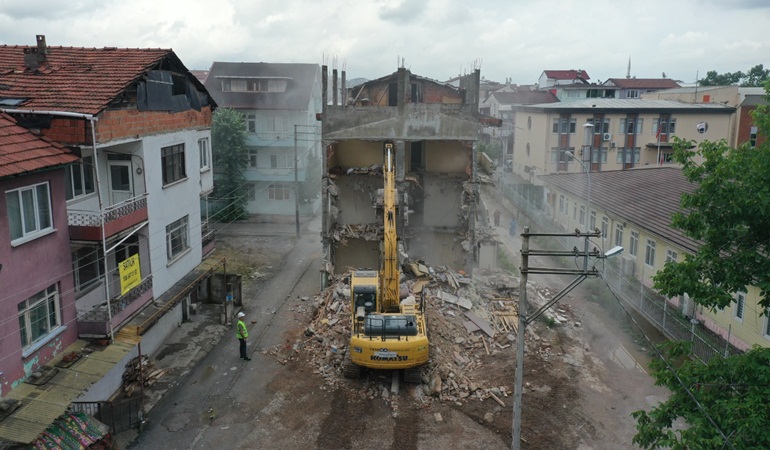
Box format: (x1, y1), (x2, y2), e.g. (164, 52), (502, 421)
(236, 312), (251, 361)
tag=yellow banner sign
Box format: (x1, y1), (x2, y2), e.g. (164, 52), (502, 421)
(119, 254), (141, 295)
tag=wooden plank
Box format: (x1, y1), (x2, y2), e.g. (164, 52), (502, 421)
(464, 310), (495, 338)
(463, 320), (480, 334)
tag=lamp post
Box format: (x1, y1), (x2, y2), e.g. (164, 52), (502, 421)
(565, 149), (590, 273)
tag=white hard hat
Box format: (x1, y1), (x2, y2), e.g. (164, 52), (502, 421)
(237, 312), (245, 318)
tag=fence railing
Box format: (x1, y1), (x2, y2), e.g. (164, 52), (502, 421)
(500, 180), (743, 363)
(71, 395), (144, 434)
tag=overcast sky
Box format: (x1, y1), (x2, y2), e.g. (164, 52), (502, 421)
(1, 0), (769, 85)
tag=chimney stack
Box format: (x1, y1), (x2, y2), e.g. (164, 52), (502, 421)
(23, 35), (48, 70)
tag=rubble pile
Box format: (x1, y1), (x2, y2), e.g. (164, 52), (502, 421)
(276, 261), (577, 410)
(121, 355), (167, 397)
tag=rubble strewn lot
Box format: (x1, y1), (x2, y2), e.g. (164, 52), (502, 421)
(266, 264), (594, 447)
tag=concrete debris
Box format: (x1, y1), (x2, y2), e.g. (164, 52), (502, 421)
(274, 263), (579, 410)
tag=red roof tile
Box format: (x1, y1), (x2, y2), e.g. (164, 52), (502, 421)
(544, 70), (590, 81)
(0, 112), (78, 178)
(0, 43), (172, 115)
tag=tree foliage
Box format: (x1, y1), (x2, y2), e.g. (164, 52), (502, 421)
(632, 343), (770, 449)
(635, 83), (770, 449)
(298, 150), (322, 205)
(699, 64), (769, 87)
(211, 108), (248, 221)
(653, 83), (770, 310)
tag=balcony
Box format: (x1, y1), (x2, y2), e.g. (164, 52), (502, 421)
(77, 275), (154, 337)
(68, 194), (148, 241)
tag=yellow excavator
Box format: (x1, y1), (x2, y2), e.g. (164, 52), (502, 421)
(343, 143), (429, 382)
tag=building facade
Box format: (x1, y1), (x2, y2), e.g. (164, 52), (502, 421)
(0, 35), (216, 444)
(205, 62), (322, 218)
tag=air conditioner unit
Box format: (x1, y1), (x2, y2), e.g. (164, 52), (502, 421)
(602, 133), (612, 141)
(611, 142), (617, 148)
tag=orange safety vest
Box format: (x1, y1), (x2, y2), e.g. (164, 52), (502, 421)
(236, 320), (248, 339)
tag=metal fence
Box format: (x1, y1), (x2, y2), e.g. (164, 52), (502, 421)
(500, 180), (743, 363)
(71, 395), (144, 434)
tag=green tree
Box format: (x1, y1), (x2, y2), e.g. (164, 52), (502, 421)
(299, 150), (322, 204)
(632, 82), (770, 449)
(633, 342), (770, 449)
(653, 105), (770, 310)
(211, 108), (248, 221)
(698, 64), (769, 87)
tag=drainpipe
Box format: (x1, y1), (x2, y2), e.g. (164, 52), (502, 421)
(90, 118), (115, 341)
(0, 109), (113, 340)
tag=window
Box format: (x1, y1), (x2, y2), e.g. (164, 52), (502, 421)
(579, 205), (586, 225)
(750, 126), (758, 148)
(6, 182), (52, 244)
(626, 90), (639, 99)
(246, 114), (257, 133)
(619, 118), (643, 135)
(564, 199), (569, 217)
(114, 235), (139, 269)
(199, 138), (210, 171)
(65, 156), (95, 200)
(615, 224), (624, 247)
(589, 210), (596, 230)
(166, 216), (189, 261)
(616, 148), (641, 164)
(552, 118), (576, 134)
(666, 249), (678, 263)
(270, 153), (292, 169)
(268, 183), (291, 201)
(653, 118), (677, 135)
(72, 245), (103, 292)
(734, 292), (745, 321)
(629, 231), (639, 257)
(645, 239), (656, 266)
(601, 216), (609, 238)
(586, 118), (610, 134)
(764, 314), (770, 339)
(18, 284), (60, 350)
(161, 144), (186, 185)
(559, 195), (565, 214)
(573, 202), (577, 220)
(248, 150), (258, 168)
(246, 182), (256, 201)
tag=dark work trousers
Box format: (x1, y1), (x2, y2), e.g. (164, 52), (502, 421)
(239, 338), (247, 359)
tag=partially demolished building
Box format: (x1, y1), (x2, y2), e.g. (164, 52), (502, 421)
(320, 66), (487, 280)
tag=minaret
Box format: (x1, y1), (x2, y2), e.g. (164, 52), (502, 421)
(626, 56), (631, 79)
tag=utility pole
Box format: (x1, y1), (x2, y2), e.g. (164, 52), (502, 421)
(294, 124), (300, 238)
(512, 226), (623, 449)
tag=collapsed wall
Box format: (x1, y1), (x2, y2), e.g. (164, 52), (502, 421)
(320, 66), (484, 281)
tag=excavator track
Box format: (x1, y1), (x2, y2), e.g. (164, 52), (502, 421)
(342, 350), (363, 379)
(403, 366), (423, 384)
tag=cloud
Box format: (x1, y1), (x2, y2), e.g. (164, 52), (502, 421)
(378, 0), (427, 23)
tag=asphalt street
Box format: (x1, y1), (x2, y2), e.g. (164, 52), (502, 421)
(128, 218), (322, 450)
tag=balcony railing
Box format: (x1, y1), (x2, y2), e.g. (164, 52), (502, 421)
(68, 194), (148, 227)
(77, 275), (153, 324)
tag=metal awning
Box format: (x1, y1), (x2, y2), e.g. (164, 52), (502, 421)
(0, 338), (135, 444)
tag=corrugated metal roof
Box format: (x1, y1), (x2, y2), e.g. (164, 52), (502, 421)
(0, 339), (135, 444)
(522, 98), (735, 113)
(0, 43), (172, 115)
(605, 78), (681, 89)
(539, 167), (701, 253)
(0, 112), (78, 178)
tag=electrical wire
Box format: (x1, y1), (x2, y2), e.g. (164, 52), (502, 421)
(598, 273), (736, 449)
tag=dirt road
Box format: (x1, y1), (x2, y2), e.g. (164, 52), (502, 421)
(130, 209), (668, 449)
